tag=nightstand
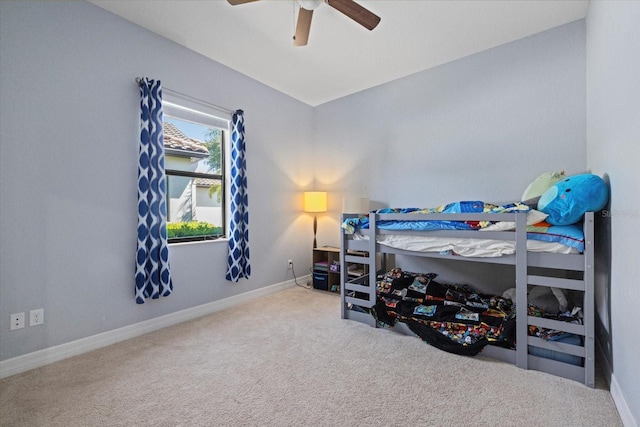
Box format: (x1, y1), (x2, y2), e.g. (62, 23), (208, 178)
(312, 247), (341, 292)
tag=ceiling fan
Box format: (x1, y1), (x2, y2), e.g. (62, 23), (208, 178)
(227, 0), (381, 46)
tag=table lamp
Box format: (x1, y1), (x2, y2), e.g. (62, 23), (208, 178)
(304, 191), (327, 248)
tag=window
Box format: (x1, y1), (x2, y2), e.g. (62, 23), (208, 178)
(162, 91), (230, 243)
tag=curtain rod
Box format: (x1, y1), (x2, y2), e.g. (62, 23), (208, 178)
(135, 78), (235, 115)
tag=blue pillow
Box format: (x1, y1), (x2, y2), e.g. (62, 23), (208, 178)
(527, 223), (585, 252)
(538, 174), (609, 226)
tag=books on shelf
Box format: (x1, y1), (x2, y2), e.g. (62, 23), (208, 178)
(314, 261), (329, 271)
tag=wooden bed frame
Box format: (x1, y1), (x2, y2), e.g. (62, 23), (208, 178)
(340, 211), (596, 388)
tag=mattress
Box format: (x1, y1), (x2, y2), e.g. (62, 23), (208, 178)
(352, 233), (579, 257)
(379, 235), (578, 257)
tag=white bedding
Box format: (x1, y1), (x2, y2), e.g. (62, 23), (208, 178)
(353, 233), (578, 257)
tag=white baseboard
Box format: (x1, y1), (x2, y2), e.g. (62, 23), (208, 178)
(0, 276), (309, 379)
(610, 373), (638, 427)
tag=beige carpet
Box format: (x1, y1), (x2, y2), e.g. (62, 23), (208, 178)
(0, 287), (622, 427)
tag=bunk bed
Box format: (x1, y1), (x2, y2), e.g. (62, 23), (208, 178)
(339, 206), (597, 388)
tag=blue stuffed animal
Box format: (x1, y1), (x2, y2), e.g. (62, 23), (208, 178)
(537, 173), (609, 225)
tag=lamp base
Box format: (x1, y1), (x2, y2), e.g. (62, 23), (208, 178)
(312, 215), (318, 248)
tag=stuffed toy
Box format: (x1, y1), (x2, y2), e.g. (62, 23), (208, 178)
(521, 171), (566, 205)
(537, 173), (609, 225)
(502, 286), (568, 314)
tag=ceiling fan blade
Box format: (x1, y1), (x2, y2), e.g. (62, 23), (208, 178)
(294, 8), (313, 47)
(227, 0), (260, 5)
(326, 0), (380, 30)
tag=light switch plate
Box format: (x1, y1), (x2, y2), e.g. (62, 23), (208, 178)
(10, 313), (25, 330)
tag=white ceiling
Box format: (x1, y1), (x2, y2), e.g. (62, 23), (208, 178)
(90, 0), (589, 106)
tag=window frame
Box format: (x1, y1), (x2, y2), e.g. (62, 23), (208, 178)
(162, 89), (231, 244)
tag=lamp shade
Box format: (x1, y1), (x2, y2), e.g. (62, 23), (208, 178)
(304, 191), (327, 213)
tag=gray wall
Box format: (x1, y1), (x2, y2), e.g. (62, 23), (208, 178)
(586, 1), (640, 423)
(0, 1), (314, 360)
(314, 21), (587, 289)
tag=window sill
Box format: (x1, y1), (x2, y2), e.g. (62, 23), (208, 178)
(169, 237), (229, 246)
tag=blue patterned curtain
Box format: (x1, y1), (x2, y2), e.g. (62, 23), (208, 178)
(226, 110), (250, 281)
(135, 78), (173, 303)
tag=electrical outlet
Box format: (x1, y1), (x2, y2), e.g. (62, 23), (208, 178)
(10, 312), (25, 330)
(287, 259), (293, 269)
(30, 308), (44, 326)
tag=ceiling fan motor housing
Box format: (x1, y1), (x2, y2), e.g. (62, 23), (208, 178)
(297, 0), (323, 11)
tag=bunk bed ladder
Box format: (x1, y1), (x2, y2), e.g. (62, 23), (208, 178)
(524, 212), (595, 388)
(340, 213), (378, 327)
